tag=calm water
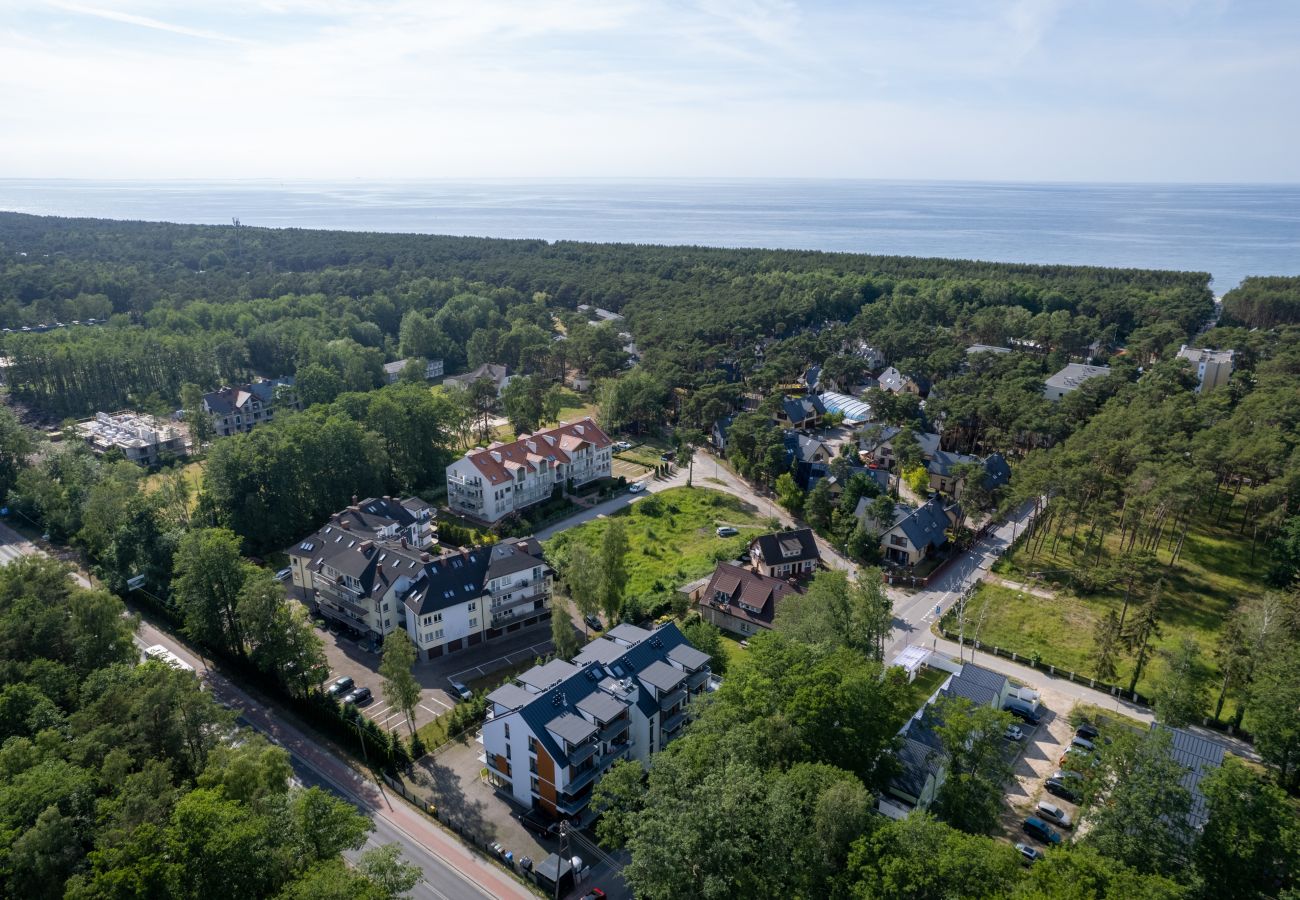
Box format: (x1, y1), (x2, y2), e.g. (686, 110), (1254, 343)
(2, 179), (1298, 290)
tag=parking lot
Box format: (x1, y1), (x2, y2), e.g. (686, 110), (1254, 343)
(999, 684), (1082, 845)
(310, 613), (557, 733)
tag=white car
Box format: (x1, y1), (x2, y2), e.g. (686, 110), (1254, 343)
(614, 441), (632, 451)
(1036, 800), (1072, 829)
(628, 482), (646, 493)
(1004, 724), (1025, 741)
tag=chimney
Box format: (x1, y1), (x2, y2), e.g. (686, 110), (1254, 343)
(339, 520), (351, 530)
(420, 552), (431, 563)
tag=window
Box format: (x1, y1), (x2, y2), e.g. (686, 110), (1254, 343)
(434, 629), (443, 639)
(469, 617), (477, 627)
(384, 618), (390, 627)
(468, 601), (477, 611)
(383, 602), (389, 611)
(432, 613), (442, 623)
(505, 744), (511, 759)
(530, 776), (540, 792)
(891, 535), (907, 548)
(504, 723), (510, 739)
(528, 737), (538, 754)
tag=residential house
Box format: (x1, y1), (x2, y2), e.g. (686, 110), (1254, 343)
(203, 376), (298, 438)
(785, 432), (835, 467)
(884, 660), (1012, 814)
(288, 503), (552, 659)
(383, 358), (444, 383)
(852, 342), (887, 370)
(695, 562), (805, 636)
(774, 394), (825, 430)
(749, 528), (821, 578)
(877, 367), (930, 397)
(802, 365), (822, 393)
(876, 497), (961, 567)
(76, 411), (187, 465)
(858, 426), (941, 471)
(479, 622), (711, 823)
(795, 460), (883, 494)
(1176, 346), (1234, 392)
(965, 344), (1012, 356)
(443, 363), (512, 396)
(711, 415), (735, 452)
(927, 450), (1011, 498)
(1043, 363), (1111, 401)
(445, 418), (612, 524)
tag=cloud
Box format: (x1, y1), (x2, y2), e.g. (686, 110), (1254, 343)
(43, 0), (250, 43)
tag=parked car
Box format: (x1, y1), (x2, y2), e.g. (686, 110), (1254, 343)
(1070, 735), (1096, 753)
(613, 441), (632, 451)
(326, 676), (354, 697)
(1015, 842), (1043, 864)
(1075, 722), (1100, 741)
(450, 681), (473, 702)
(1060, 746), (1100, 767)
(584, 614), (604, 631)
(716, 526), (739, 537)
(1022, 817), (1062, 845)
(275, 567), (292, 581)
(1036, 801), (1073, 829)
(627, 482), (646, 493)
(579, 891), (606, 900)
(343, 686), (373, 705)
(1004, 724), (1024, 742)
(1005, 704), (1041, 726)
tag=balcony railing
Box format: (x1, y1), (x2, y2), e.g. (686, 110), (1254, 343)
(659, 687), (687, 710)
(687, 670), (710, 692)
(662, 710), (686, 735)
(599, 717), (630, 743)
(568, 741), (599, 766)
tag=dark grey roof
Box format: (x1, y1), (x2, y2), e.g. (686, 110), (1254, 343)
(576, 690), (626, 723)
(929, 449), (979, 478)
(547, 712), (597, 745)
(572, 638), (629, 666)
(202, 376), (293, 414)
(486, 538), (547, 580)
(518, 659), (579, 691)
(779, 394), (825, 423)
(605, 623), (653, 645)
(667, 643), (710, 671)
(954, 663), (1008, 696)
(1155, 724), (1226, 830)
(486, 683), (536, 711)
(892, 497), (954, 552)
(983, 454), (1012, 489)
(638, 659), (686, 693)
(751, 528), (820, 566)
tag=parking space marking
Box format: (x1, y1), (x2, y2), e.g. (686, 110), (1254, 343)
(422, 693), (452, 711)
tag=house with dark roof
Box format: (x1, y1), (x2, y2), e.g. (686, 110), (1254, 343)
(696, 561), (805, 636)
(877, 367), (930, 397)
(749, 528), (820, 578)
(773, 394), (825, 430)
(927, 451), (1012, 499)
(877, 497), (961, 567)
(711, 415), (736, 451)
(858, 426), (941, 471)
(941, 662), (1012, 710)
(479, 621), (711, 823)
(203, 376), (298, 438)
(445, 418), (612, 523)
(288, 498), (552, 658)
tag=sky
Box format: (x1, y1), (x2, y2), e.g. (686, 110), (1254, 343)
(2, 0), (1298, 181)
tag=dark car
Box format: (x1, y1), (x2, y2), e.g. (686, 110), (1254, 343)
(1022, 816), (1062, 845)
(326, 675), (354, 697)
(584, 614), (604, 632)
(1076, 722), (1100, 741)
(1045, 775), (1083, 804)
(1005, 704), (1041, 726)
(343, 686), (373, 705)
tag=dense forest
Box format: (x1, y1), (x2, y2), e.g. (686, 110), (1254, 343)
(0, 556), (419, 899)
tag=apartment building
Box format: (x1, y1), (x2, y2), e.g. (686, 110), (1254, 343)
(1176, 345), (1234, 392)
(479, 622), (711, 823)
(76, 411), (187, 465)
(446, 418), (613, 524)
(203, 376), (299, 437)
(1043, 363), (1110, 401)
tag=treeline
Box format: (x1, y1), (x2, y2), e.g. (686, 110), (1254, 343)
(1222, 275), (1300, 329)
(2, 212), (1211, 425)
(0, 556), (420, 899)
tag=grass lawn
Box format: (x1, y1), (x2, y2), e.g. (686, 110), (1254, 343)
(718, 632), (751, 672)
(614, 435), (674, 470)
(895, 666), (949, 727)
(414, 713), (452, 751)
(551, 386), (601, 423)
(142, 459), (204, 510)
(544, 486), (770, 598)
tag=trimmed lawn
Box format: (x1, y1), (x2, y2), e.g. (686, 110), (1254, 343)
(896, 666), (949, 726)
(718, 632), (751, 672)
(551, 386), (601, 424)
(544, 486), (770, 598)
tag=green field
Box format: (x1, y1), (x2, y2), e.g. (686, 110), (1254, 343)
(142, 460), (205, 510)
(954, 505), (1271, 720)
(544, 486), (769, 599)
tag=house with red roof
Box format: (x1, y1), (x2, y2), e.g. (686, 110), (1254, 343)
(445, 418), (613, 523)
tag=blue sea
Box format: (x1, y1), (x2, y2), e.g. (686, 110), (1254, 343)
(2, 179), (1298, 290)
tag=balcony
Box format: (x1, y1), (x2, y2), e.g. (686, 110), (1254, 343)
(687, 670), (710, 693)
(568, 741), (599, 766)
(598, 717), (630, 743)
(661, 710), (686, 735)
(659, 687), (687, 711)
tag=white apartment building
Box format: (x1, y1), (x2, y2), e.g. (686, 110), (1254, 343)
(479, 622), (712, 823)
(446, 418), (613, 523)
(1176, 345), (1234, 392)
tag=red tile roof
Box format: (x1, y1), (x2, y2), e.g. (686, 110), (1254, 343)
(461, 418), (611, 486)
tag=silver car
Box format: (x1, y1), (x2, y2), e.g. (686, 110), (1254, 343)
(1036, 800), (1073, 829)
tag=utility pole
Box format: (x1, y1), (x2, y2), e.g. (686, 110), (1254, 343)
(352, 717), (369, 767)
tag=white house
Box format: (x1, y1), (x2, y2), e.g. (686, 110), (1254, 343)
(446, 418), (613, 523)
(479, 622), (711, 823)
(384, 358), (445, 383)
(1043, 363), (1111, 401)
(1176, 346), (1233, 392)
